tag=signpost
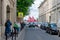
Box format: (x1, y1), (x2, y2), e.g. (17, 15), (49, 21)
(17, 12), (23, 22)
(18, 12), (23, 18)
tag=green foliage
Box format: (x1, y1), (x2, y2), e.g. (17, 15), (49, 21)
(17, 0), (34, 16)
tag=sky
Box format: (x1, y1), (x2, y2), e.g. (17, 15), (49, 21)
(24, 0), (44, 20)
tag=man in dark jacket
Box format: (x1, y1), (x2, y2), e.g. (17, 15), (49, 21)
(20, 21), (25, 31)
(5, 19), (12, 36)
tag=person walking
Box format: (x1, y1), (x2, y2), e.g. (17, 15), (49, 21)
(5, 19), (12, 37)
(13, 21), (21, 33)
(13, 22), (18, 34)
(20, 21), (25, 31)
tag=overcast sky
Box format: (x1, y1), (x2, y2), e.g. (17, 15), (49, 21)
(24, 0), (44, 20)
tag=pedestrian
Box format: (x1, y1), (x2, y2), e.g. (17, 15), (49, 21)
(17, 21), (21, 32)
(5, 19), (12, 37)
(13, 22), (18, 34)
(20, 21), (25, 31)
(13, 21), (21, 34)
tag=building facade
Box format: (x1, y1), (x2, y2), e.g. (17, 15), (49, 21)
(38, 0), (60, 28)
(0, 0), (16, 39)
(0, 0), (2, 39)
(0, 0), (2, 25)
(2, 0), (16, 25)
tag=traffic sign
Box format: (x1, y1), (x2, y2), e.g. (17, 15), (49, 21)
(18, 12), (23, 18)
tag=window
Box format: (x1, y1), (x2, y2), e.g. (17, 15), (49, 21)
(6, 5), (10, 19)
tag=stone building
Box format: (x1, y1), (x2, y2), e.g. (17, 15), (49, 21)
(2, 0), (16, 25)
(39, 0), (60, 23)
(38, 0), (50, 22)
(38, 0), (60, 28)
(0, 0), (2, 25)
(0, 0), (16, 39)
(0, 0), (2, 39)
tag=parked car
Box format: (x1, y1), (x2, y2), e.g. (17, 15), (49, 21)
(40, 22), (49, 30)
(40, 23), (45, 30)
(46, 23), (58, 34)
(29, 22), (35, 28)
(34, 22), (38, 27)
(44, 22), (50, 30)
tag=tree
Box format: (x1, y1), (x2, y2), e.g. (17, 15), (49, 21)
(17, 0), (34, 16)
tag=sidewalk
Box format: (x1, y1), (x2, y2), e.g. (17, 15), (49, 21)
(0, 28), (25, 40)
(17, 29), (25, 40)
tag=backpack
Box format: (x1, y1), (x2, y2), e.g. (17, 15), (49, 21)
(14, 23), (19, 28)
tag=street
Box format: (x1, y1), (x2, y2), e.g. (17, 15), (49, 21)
(23, 28), (60, 40)
(1, 27), (60, 40)
(1, 0), (60, 40)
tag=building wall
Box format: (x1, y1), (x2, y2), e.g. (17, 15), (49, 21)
(39, 0), (48, 22)
(1, 0), (16, 36)
(2, 0), (16, 25)
(9, 0), (16, 25)
(0, 0), (16, 39)
(0, 0), (2, 38)
(38, 0), (60, 28)
(0, 0), (2, 25)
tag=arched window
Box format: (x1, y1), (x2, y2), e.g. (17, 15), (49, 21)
(6, 5), (10, 19)
(6, 5), (10, 13)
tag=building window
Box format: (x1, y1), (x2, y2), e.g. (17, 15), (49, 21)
(6, 5), (10, 19)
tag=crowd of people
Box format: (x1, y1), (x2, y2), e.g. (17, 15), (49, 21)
(5, 19), (25, 37)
